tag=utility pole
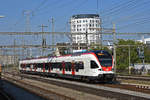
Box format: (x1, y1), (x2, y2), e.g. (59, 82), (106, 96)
(86, 30), (88, 50)
(99, 17), (102, 48)
(96, 0), (102, 48)
(23, 10), (32, 59)
(113, 23), (116, 74)
(129, 45), (131, 74)
(23, 10), (32, 32)
(39, 24), (48, 56)
(48, 18), (55, 51)
(13, 39), (16, 65)
(51, 18), (55, 50)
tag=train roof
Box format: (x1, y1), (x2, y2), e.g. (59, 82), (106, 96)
(20, 50), (110, 61)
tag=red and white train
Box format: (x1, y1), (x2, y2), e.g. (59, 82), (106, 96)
(19, 50), (115, 82)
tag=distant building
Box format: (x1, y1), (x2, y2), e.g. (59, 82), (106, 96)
(132, 63), (150, 75)
(70, 14), (101, 44)
(0, 55), (18, 65)
(134, 64), (150, 70)
(137, 38), (150, 44)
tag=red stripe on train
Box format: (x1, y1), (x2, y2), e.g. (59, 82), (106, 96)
(62, 61), (65, 74)
(72, 62), (75, 75)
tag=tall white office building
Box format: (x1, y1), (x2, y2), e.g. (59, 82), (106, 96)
(70, 14), (101, 44)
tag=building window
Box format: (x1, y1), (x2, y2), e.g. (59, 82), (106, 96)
(89, 24), (92, 27)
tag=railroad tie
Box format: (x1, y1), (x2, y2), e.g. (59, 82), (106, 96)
(136, 85), (150, 89)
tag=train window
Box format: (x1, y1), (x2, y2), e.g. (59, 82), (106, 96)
(21, 64), (25, 68)
(91, 60), (99, 69)
(37, 63), (43, 68)
(51, 62), (61, 69)
(57, 63), (61, 69)
(78, 61), (84, 69)
(60, 67), (62, 71)
(33, 64), (37, 68)
(74, 62), (79, 72)
(75, 67), (79, 72)
(74, 62), (84, 70)
(64, 63), (68, 71)
(45, 63), (49, 70)
(65, 62), (72, 71)
(26, 64), (30, 68)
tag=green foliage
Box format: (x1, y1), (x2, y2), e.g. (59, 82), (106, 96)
(116, 39), (143, 72)
(90, 39), (150, 73)
(144, 47), (150, 63)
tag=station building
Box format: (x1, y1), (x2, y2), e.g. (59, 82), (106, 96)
(70, 14), (101, 44)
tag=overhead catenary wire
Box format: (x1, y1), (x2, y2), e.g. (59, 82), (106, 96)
(34, 0), (75, 16)
(103, 0), (150, 25)
(32, 0), (48, 12)
(102, 0), (150, 30)
(102, 0), (139, 17)
(117, 17), (150, 30)
(101, 0), (140, 27)
(100, 0), (137, 16)
(8, 0), (49, 31)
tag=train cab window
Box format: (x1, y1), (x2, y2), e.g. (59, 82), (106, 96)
(90, 60), (99, 69)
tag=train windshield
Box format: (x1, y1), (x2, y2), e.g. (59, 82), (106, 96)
(95, 51), (112, 67)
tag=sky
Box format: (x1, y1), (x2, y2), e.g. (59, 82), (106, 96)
(0, 0), (150, 57)
(0, 0), (150, 33)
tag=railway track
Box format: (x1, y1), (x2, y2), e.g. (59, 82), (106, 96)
(0, 81), (14, 100)
(2, 74), (75, 100)
(117, 75), (150, 81)
(0, 89), (13, 100)
(3, 72), (150, 100)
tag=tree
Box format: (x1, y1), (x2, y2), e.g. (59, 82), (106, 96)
(116, 39), (142, 73)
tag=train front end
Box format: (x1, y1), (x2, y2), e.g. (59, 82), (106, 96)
(93, 50), (115, 82)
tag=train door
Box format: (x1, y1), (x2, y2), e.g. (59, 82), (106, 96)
(71, 61), (75, 75)
(34, 63), (37, 72)
(62, 61), (65, 74)
(30, 64), (32, 71)
(48, 62), (51, 73)
(43, 63), (45, 72)
(84, 59), (91, 76)
(24, 63), (26, 71)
